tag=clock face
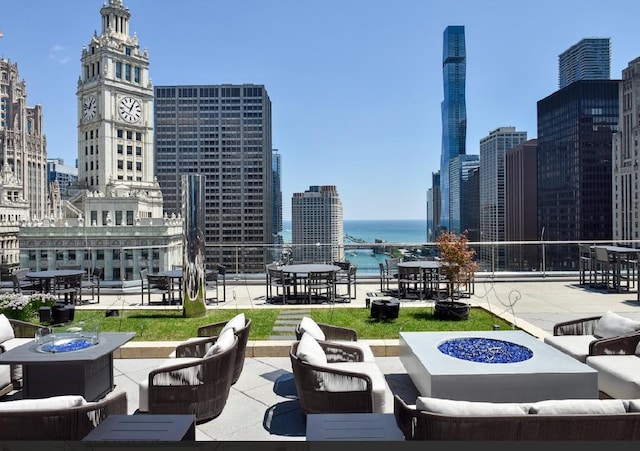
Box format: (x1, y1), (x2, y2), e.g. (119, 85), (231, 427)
(118, 96), (142, 123)
(83, 95), (97, 121)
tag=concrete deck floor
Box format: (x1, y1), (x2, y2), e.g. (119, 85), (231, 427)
(38, 276), (640, 440)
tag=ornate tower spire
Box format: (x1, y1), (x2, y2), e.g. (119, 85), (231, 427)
(100, 0), (131, 38)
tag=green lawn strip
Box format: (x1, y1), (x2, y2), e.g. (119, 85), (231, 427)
(73, 306), (513, 341)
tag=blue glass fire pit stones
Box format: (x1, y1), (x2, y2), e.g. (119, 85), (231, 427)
(437, 337), (533, 363)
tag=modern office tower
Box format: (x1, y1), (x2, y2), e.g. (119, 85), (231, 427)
(19, 0), (183, 281)
(428, 171), (441, 241)
(506, 139), (538, 271)
(0, 58), (48, 218)
(613, 57), (640, 244)
(47, 158), (78, 198)
(440, 25), (467, 234)
(291, 185), (344, 263)
(463, 166), (480, 243)
(450, 154), (479, 235)
(154, 84), (273, 273)
(538, 80), (619, 270)
(272, 149), (283, 261)
(479, 127), (527, 271)
(559, 38), (611, 89)
(459, 156), (480, 242)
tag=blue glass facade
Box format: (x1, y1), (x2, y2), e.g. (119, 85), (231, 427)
(440, 25), (467, 233)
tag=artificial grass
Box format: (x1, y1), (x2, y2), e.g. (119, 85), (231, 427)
(73, 305), (514, 341)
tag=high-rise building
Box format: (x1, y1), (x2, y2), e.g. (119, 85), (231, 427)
(272, 149), (283, 261)
(428, 171), (441, 241)
(291, 185), (343, 263)
(47, 158), (78, 198)
(613, 57), (640, 244)
(459, 155), (480, 242)
(558, 38), (610, 89)
(440, 25), (467, 233)
(450, 154), (479, 236)
(479, 127), (527, 271)
(506, 139), (538, 271)
(537, 80), (619, 269)
(0, 58), (47, 218)
(154, 84), (273, 273)
(19, 0), (183, 281)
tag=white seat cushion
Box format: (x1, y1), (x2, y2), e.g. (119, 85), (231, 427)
(138, 357), (202, 412)
(296, 332), (327, 366)
(221, 313), (245, 334)
(594, 311), (640, 339)
(167, 336), (206, 358)
(0, 314), (14, 343)
(328, 362), (394, 413)
(203, 328), (235, 358)
(416, 397), (529, 415)
(543, 334), (597, 362)
(298, 316), (326, 341)
(586, 355), (640, 399)
(529, 398), (627, 415)
(0, 395), (86, 411)
(2, 337), (33, 381)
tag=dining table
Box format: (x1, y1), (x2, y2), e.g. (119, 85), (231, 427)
(25, 269), (86, 295)
(397, 260), (443, 300)
(591, 245), (640, 292)
(279, 264), (341, 302)
(158, 268), (214, 302)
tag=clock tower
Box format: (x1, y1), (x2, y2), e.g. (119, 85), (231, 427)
(77, 0), (156, 196)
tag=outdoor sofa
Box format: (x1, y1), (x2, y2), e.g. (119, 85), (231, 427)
(0, 314), (48, 394)
(0, 391), (127, 440)
(543, 310), (640, 362)
(393, 394), (640, 440)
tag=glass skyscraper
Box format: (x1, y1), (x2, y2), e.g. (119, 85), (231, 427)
(558, 38), (610, 89)
(440, 25), (467, 233)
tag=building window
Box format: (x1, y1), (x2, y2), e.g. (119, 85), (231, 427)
(125, 64), (131, 81)
(115, 62), (122, 79)
(134, 67), (140, 83)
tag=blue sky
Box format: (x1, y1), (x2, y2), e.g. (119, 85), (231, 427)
(1, 0), (640, 220)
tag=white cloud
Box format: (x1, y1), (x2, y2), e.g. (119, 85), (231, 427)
(49, 45), (70, 64)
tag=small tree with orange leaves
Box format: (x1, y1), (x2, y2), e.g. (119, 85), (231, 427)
(436, 231), (479, 300)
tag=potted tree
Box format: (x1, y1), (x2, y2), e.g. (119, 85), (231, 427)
(434, 231), (479, 320)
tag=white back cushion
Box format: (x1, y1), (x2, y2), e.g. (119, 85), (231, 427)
(594, 311), (640, 339)
(204, 328), (236, 358)
(299, 316), (325, 341)
(0, 314), (14, 343)
(0, 395), (86, 412)
(221, 313), (245, 334)
(416, 397), (528, 415)
(530, 399), (627, 415)
(296, 332), (327, 366)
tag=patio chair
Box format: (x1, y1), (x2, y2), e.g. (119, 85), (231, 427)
(290, 333), (394, 415)
(307, 270), (335, 304)
(266, 264), (293, 304)
(397, 265), (423, 300)
(11, 268), (40, 294)
(197, 313), (252, 384)
(81, 266), (103, 304)
(295, 315), (375, 361)
(140, 333), (238, 423)
(140, 270), (174, 305)
(334, 264), (357, 301)
(53, 273), (82, 305)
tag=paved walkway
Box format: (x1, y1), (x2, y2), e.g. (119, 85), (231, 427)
(67, 275), (640, 440)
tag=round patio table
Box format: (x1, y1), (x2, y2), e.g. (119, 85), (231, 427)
(26, 269), (86, 294)
(280, 264), (340, 302)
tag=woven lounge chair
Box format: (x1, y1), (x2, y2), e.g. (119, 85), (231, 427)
(197, 313), (251, 384)
(141, 334), (237, 423)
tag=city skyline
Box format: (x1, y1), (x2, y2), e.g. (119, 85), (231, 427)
(2, 0), (640, 220)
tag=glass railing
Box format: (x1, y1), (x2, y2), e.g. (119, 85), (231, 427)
(8, 239), (638, 285)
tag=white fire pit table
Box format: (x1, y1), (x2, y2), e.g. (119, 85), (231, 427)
(399, 330), (598, 402)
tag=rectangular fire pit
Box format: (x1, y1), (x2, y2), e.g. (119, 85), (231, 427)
(399, 330), (598, 402)
(0, 331), (135, 401)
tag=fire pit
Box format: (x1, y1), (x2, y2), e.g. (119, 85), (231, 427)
(35, 322), (100, 354)
(437, 337), (533, 364)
